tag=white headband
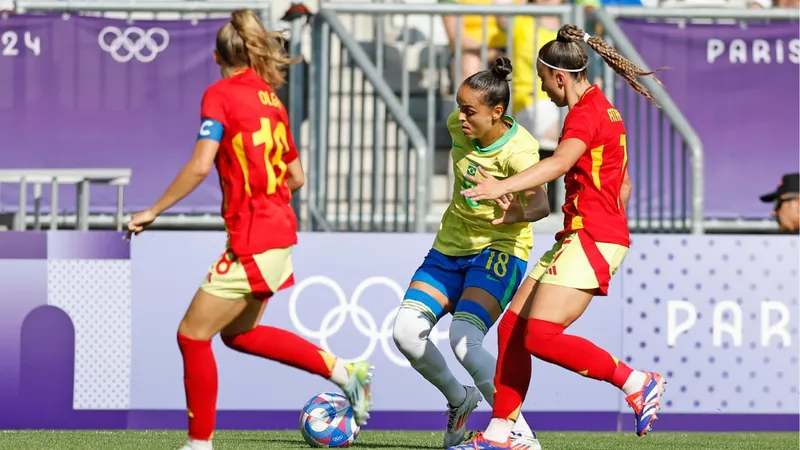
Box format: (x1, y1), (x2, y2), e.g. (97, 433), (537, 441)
(537, 58), (587, 73)
(537, 33), (592, 72)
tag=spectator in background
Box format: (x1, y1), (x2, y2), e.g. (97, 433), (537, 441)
(760, 173), (800, 233)
(498, 0), (563, 145)
(0, 0), (14, 12)
(441, 0), (520, 83)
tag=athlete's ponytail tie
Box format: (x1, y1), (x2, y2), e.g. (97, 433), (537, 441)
(583, 33), (591, 43)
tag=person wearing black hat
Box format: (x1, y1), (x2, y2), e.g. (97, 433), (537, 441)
(760, 173), (799, 233)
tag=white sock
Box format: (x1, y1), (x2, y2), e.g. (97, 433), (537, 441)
(329, 358), (349, 388)
(186, 439), (213, 450)
(512, 412), (533, 435)
(449, 320), (495, 406)
(393, 307), (467, 406)
(622, 370), (648, 396)
(449, 320), (533, 436)
(484, 418), (515, 442)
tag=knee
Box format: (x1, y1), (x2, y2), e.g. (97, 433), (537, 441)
(178, 319), (215, 341)
(449, 320), (487, 366)
(220, 331), (243, 350)
(524, 319), (564, 357)
(392, 307), (433, 356)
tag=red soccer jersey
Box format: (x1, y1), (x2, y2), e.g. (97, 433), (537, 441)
(200, 68), (299, 256)
(556, 85), (630, 247)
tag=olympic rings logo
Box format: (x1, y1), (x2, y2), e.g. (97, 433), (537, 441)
(98, 26), (170, 63)
(288, 276), (449, 367)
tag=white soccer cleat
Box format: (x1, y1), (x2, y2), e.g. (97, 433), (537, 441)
(510, 430), (543, 450)
(178, 439), (213, 450)
(443, 386), (483, 448)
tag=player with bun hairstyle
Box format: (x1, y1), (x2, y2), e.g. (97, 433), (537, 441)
(451, 25), (666, 450)
(127, 10), (373, 450)
(393, 57), (549, 450)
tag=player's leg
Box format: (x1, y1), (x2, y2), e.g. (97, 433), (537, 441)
(523, 232), (665, 436)
(449, 248), (540, 449)
(392, 250), (477, 442)
(465, 246), (558, 449)
(216, 248), (373, 425)
(176, 286), (251, 450)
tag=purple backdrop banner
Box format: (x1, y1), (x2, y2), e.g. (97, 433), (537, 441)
(0, 232), (797, 432)
(618, 20), (800, 219)
(0, 15), (226, 213)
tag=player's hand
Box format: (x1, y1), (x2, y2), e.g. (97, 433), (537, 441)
(461, 167), (508, 202)
(126, 209), (157, 241)
(492, 193), (525, 225)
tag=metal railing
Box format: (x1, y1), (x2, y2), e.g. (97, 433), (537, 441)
(597, 6), (799, 234)
(6, 1), (277, 231)
(0, 169), (131, 231)
(312, 3), (581, 234)
(308, 8), (431, 232)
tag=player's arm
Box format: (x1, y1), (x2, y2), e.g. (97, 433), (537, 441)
(521, 186), (550, 222)
(500, 138), (585, 195)
(286, 158), (304, 193)
(150, 138), (219, 216)
(493, 146), (550, 224)
(621, 168), (632, 211)
(128, 89), (225, 238)
(281, 109), (305, 193)
(463, 110), (594, 201)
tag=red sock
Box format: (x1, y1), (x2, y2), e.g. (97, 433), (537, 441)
(492, 310), (531, 420)
(177, 333), (218, 441)
(222, 326), (335, 378)
(525, 318), (633, 389)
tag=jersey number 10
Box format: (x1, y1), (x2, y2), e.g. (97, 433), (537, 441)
(232, 117), (289, 196)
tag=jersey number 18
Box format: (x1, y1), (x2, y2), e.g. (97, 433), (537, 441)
(232, 117), (290, 196)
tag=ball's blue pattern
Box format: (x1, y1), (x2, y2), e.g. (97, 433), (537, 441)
(299, 392), (359, 448)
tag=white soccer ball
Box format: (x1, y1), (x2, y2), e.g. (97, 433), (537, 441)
(299, 392), (360, 448)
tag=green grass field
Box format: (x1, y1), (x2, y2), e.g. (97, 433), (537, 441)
(0, 431), (796, 450)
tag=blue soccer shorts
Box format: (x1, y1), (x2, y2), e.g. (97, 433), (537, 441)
(402, 247), (527, 333)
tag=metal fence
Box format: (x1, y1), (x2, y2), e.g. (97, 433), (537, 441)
(309, 3), (582, 233)
(307, 9), (431, 232)
(596, 6), (799, 234)
(4, 2), (797, 234)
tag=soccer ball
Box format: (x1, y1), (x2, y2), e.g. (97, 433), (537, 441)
(299, 392), (360, 448)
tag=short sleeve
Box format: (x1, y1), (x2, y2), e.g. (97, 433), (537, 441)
(560, 107), (597, 147)
(280, 108), (299, 164)
(200, 86), (227, 126)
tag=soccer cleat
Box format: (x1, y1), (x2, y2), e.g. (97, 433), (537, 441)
(341, 361), (374, 426)
(625, 371), (666, 436)
(510, 431), (542, 450)
(448, 432), (511, 449)
(443, 386), (483, 448)
(177, 439), (213, 450)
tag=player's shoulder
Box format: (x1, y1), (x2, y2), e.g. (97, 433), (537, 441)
(506, 119), (540, 153)
(202, 77), (234, 102)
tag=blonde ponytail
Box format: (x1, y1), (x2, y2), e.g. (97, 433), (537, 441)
(216, 9), (300, 90)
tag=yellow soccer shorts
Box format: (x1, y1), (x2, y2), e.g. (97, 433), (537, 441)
(200, 247), (295, 300)
(529, 230), (628, 296)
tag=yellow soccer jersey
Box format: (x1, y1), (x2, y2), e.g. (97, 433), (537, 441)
(432, 110), (541, 261)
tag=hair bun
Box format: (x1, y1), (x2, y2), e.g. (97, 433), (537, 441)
(557, 24), (584, 44)
(490, 57), (513, 81)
